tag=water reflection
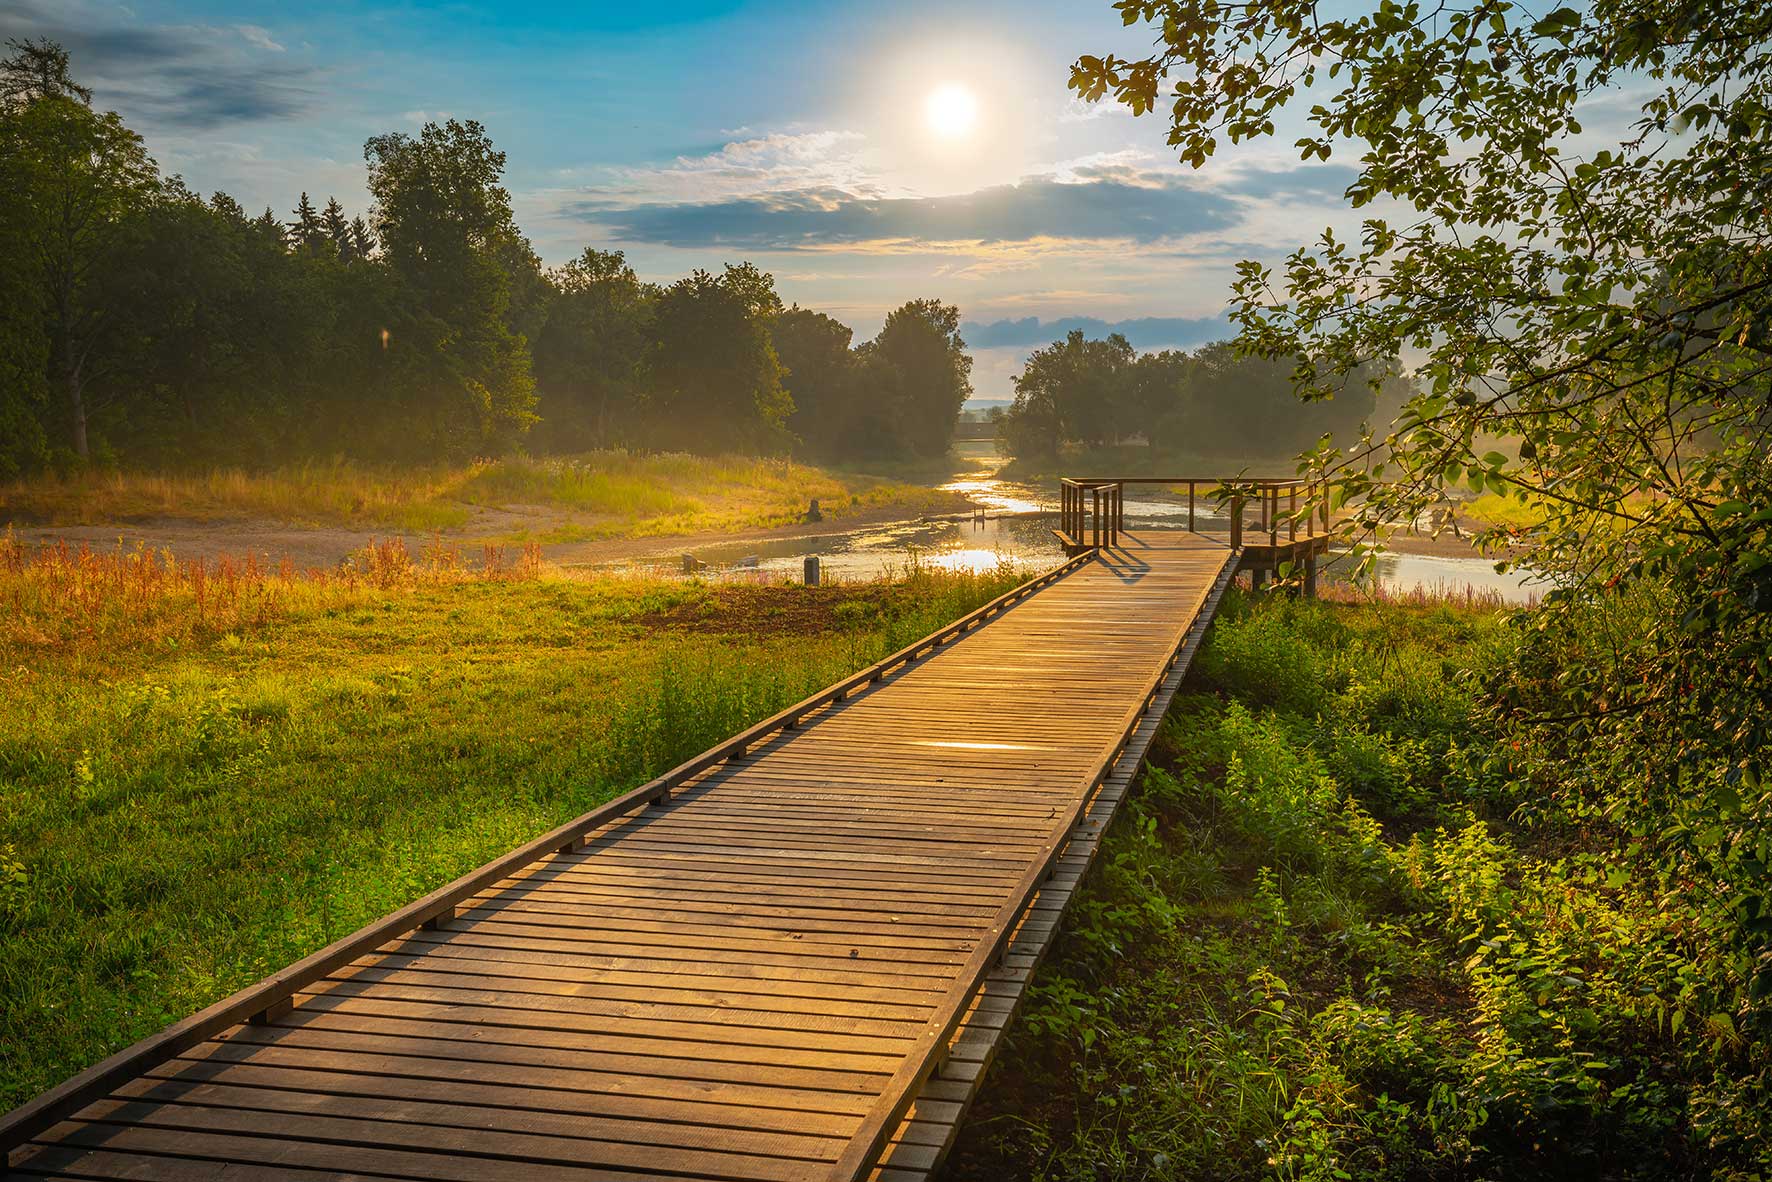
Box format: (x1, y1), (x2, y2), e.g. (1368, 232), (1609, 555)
(1332, 550), (1540, 604)
(685, 513), (1063, 580)
(603, 439), (1542, 604)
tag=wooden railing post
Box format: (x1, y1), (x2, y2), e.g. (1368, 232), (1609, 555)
(1188, 481), (1196, 532)
(1289, 486), (1297, 544)
(1230, 492), (1243, 549)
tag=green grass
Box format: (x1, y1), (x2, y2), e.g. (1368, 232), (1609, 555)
(1462, 490), (1545, 530)
(0, 547), (1024, 1107)
(949, 592), (1758, 1180)
(0, 451), (969, 539)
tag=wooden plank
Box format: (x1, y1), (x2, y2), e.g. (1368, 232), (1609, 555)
(866, 537), (1242, 1181)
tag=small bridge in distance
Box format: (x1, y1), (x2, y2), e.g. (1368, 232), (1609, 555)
(2, 476), (1314, 1181)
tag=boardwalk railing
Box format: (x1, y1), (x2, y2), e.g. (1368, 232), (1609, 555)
(1056, 475), (1330, 550)
(0, 550), (1097, 1160)
(1057, 475), (1334, 589)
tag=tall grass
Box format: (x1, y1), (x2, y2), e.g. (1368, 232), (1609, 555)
(0, 544), (1025, 1107)
(0, 531), (542, 654)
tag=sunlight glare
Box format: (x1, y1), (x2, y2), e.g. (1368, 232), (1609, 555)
(924, 83), (979, 139)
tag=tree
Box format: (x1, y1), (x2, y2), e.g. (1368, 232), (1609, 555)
(1145, 341), (1380, 458)
(1, 38), (160, 461)
(1074, 0), (1772, 1041)
(0, 37), (91, 106)
(774, 307), (857, 457)
(1124, 348), (1190, 440)
(1003, 330), (1137, 456)
(648, 268), (790, 453)
(288, 191), (326, 255)
(347, 216), (375, 262)
(532, 248), (653, 450)
(364, 118), (536, 456)
(0, 99), (48, 475)
(320, 197), (351, 258)
(865, 299), (972, 457)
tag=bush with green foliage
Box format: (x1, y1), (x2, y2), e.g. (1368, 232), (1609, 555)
(950, 593), (1765, 1180)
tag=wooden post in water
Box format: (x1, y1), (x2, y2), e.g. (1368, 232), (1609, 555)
(804, 555), (820, 586)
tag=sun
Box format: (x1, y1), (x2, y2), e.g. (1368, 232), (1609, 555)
(925, 83), (979, 139)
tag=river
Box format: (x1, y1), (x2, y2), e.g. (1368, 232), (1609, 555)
(630, 441), (1542, 604)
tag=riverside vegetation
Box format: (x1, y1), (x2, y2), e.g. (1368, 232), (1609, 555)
(949, 590), (1767, 1180)
(0, 534), (1025, 1107)
(0, 451), (963, 539)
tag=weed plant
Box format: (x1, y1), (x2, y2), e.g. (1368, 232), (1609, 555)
(950, 589), (1755, 1181)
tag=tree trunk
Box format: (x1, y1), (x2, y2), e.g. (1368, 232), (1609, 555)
(56, 326), (88, 461)
(66, 366), (87, 461)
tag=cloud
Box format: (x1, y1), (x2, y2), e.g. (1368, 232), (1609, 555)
(1214, 162), (1362, 201)
(2, 0), (322, 129)
(962, 314), (1233, 350)
(123, 69), (317, 128)
(1058, 96), (1134, 124)
(581, 130), (879, 207)
(569, 171), (1239, 250)
(236, 25), (285, 53)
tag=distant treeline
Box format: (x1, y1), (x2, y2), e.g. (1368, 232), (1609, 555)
(994, 332), (1408, 462)
(0, 40), (973, 476)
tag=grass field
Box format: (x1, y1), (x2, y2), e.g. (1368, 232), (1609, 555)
(0, 534), (1025, 1107)
(948, 591), (1755, 1179)
(0, 451), (967, 540)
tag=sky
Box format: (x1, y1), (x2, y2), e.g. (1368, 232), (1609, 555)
(1, 0), (1371, 400)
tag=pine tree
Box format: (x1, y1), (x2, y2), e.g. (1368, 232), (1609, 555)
(347, 216), (375, 262)
(287, 191), (324, 253)
(208, 191), (246, 224)
(320, 196), (351, 259)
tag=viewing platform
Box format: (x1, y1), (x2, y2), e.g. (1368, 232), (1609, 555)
(1055, 475), (1333, 593)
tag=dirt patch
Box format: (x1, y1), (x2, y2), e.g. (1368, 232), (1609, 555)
(630, 584), (929, 638)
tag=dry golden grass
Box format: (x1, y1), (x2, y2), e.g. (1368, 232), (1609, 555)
(0, 530), (543, 655)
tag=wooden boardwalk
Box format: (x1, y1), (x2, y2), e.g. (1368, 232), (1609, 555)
(4, 530), (1238, 1182)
